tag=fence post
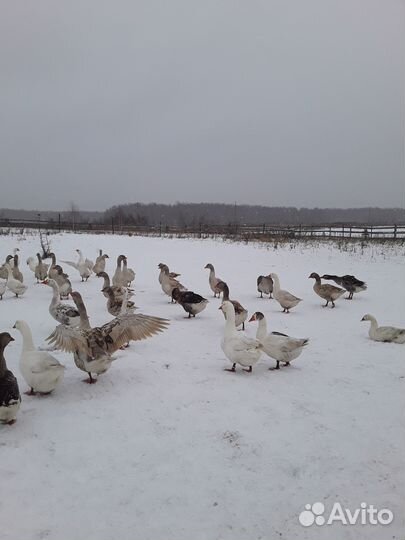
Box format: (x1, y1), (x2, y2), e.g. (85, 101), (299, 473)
(159, 222), (162, 237)
(262, 223), (265, 234)
(58, 213), (61, 232)
(394, 224), (397, 239)
(111, 218), (114, 234)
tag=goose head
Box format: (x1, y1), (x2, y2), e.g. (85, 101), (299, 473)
(0, 332), (14, 348)
(361, 314), (374, 322)
(204, 263), (214, 271)
(308, 272), (321, 280)
(219, 300), (234, 315)
(249, 311), (264, 322)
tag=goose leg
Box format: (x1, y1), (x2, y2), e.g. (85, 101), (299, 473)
(331, 301), (335, 308)
(6, 419), (17, 425)
(243, 366), (253, 373)
(84, 373), (97, 384)
(224, 363), (236, 372)
(269, 361), (280, 370)
(260, 292), (263, 298)
(25, 387), (35, 395)
(323, 301), (329, 308)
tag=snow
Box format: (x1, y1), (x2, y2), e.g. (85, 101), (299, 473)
(1, 233), (404, 540)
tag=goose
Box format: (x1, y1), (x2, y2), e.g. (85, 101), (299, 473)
(309, 272), (345, 308)
(160, 265), (187, 301)
(204, 264), (223, 297)
(220, 301), (262, 373)
(0, 279), (6, 300)
(48, 252), (59, 280)
(361, 314), (405, 344)
(171, 287), (208, 318)
(53, 265), (72, 299)
(270, 273), (302, 313)
(13, 320), (65, 395)
(47, 291), (170, 383)
(26, 256), (38, 273)
(103, 286), (137, 317)
(12, 254), (23, 283)
(216, 281), (248, 329)
(257, 274), (273, 299)
(0, 333), (21, 425)
(122, 257), (135, 286)
(249, 312), (309, 369)
(5, 266), (27, 298)
(112, 255), (126, 287)
(321, 274), (367, 300)
(93, 250), (109, 275)
(158, 263), (181, 284)
(34, 253), (49, 282)
(43, 278), (80, 326)
(0, 255), (14, 279)
(61, 249), (92, 281)
(96, 271), (133, 302)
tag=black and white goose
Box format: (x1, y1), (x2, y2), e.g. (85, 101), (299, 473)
(172, 288), (208, 318)
(0, 333), (21, 425)
(321, 274), (367, 299)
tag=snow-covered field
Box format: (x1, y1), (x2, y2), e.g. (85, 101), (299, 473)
(1, 233), (404, 540)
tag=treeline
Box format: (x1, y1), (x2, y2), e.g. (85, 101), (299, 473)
(103, 203), (405, 226)
(1, 203), (404, 226)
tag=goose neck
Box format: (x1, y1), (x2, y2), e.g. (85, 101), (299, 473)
(256, 318), (268, 341)
(18, 323), (35, 351)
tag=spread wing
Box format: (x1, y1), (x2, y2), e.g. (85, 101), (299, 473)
(61, 260), (79, 270)
(98, 313), (170, 354)
(46, 326), (90, 355)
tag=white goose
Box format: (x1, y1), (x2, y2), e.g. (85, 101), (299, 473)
(270, 273), (302, 313)
(122, 257), (135, 286)
(5, 266), (27, 297)
(249, 312), (309, 369)
(26, 256), (38, 273)
(0, 279), (6, 300)
(62, 249), (92, 281)
(361, 314), (405, 344)
(0, 255), (14, 279)
(12, 254), (24, 283)
(44, 278), (80, 326)
(112, 255), (126, 287)
(13, 320), (65, 395)
(220, 301), (262, 372)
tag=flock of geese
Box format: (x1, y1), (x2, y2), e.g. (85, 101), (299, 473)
(0, 246), (404, 426)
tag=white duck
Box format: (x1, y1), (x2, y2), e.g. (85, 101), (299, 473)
(5, 266), (27, 298)
(204, 263), (223, 297)
(270, 273), (302, 313)
(361, 314), (405, 344)
(13, 320), (65, 395)
(61, 249), (92, 281)
(220, 301), (262, 372)
(249, 312), (309, 369)
(44, 278), (80, 326)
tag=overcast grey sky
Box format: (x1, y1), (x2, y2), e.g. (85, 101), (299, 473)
(1, 0), (404, 211)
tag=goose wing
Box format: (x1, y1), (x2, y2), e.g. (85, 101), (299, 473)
(98, 313), (170, 354)
(46, 326), (90, 354)
(61, 260), (79, 270)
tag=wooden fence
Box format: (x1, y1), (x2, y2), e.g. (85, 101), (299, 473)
(0, 218), (404, 240)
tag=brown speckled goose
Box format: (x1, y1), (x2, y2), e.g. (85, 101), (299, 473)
(12, 254), (23, 283)
(34, 253), (49, 282)
(93, 250), (109, 275)
(47, 291), (169, 383)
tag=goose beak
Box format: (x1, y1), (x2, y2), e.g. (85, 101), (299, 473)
(248, 314), (256, 322)
(12, 323), (16, 329)
(361, 316), (365, 321)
